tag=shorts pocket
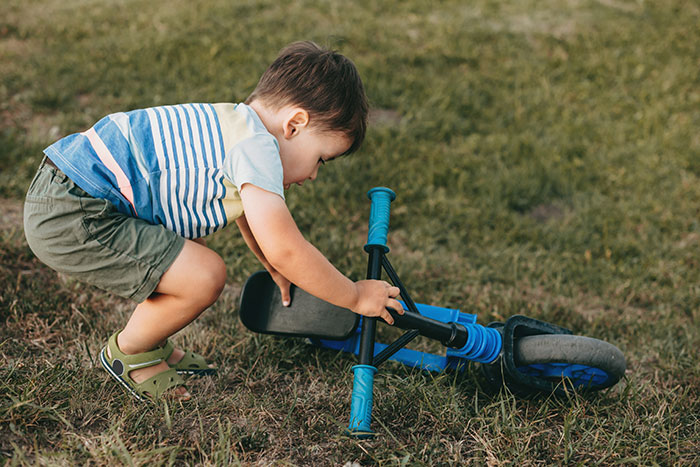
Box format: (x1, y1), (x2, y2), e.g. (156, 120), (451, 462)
(25, 166), (57, 210)
(24, 195), (56, 213)
(23, 195), (83, 272)
(74, 195), (114, 243)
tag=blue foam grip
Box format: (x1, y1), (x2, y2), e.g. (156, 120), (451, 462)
(454, 323), (502, 363)
(365, 187), (396, 252)
(347, 365), (377, 436)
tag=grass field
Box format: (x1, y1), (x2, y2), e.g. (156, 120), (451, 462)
(1, 0), (699, 464)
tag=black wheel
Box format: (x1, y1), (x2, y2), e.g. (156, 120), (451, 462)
(514, 334), (626, 391)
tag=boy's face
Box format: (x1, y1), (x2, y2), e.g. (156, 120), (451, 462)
(278, 128), (351, 189)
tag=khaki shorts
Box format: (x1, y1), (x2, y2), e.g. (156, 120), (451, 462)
(23, 157), (185, 303)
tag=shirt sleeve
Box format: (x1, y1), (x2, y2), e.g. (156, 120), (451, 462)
(222, 133), (285, 200)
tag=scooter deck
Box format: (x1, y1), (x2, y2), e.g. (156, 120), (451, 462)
(239, 271), (360, 340)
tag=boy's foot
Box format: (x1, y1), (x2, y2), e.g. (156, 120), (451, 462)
(102, 333), (190, 401)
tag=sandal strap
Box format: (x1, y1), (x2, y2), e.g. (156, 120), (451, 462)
(162, 339), (175, 361)
(176, 351), (214, 371)
(160, 340), (216, 374)
(132, 367), (185, 400)
(106, 332), (169, 379)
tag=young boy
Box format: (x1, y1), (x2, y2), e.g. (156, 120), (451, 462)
(23, 41), (403, 401)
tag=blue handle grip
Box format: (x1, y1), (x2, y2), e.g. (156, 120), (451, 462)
(347, 364), (377, 437)
(365, 187), (396, 253)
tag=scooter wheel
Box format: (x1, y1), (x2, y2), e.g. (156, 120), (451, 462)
(514, 334), (626, 391)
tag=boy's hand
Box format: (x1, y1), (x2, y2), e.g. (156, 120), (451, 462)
(351, 280), (404, 325)
(269, 269), (292, 306)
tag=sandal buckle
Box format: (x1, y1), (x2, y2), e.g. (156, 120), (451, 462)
(112, 359), (124, 376)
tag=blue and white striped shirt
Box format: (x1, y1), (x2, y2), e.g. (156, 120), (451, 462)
(44, 103), (284, 239)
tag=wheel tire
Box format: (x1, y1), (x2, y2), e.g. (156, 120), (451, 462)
(514, 334), (626, 391)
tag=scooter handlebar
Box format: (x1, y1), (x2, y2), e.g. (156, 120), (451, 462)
(365, 187), (396, 253)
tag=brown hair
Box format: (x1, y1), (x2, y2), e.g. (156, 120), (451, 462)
(246, 41), (368, 155)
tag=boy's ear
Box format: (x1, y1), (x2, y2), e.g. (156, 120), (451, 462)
(283, 108), (310, 139)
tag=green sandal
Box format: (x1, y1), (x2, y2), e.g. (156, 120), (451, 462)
(162, 340), (217, 376)
(100, 333), (187, 402)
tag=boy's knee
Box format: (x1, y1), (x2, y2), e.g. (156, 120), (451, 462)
(196, 251), (227, 307)
(159, 240), (227, 309)
(208, 254), (227, 303)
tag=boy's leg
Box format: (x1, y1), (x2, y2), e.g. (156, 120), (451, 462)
(110, 239), (226, 388)
(24, 160), (223, 397)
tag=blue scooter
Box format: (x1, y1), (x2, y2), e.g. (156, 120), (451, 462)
(239, 188), (626, 438)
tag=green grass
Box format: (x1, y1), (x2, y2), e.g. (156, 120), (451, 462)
(2, 0), (699, 464)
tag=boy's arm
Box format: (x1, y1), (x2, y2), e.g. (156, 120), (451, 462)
(239, 184), (402, 324)
(235, 214), (292, 305)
